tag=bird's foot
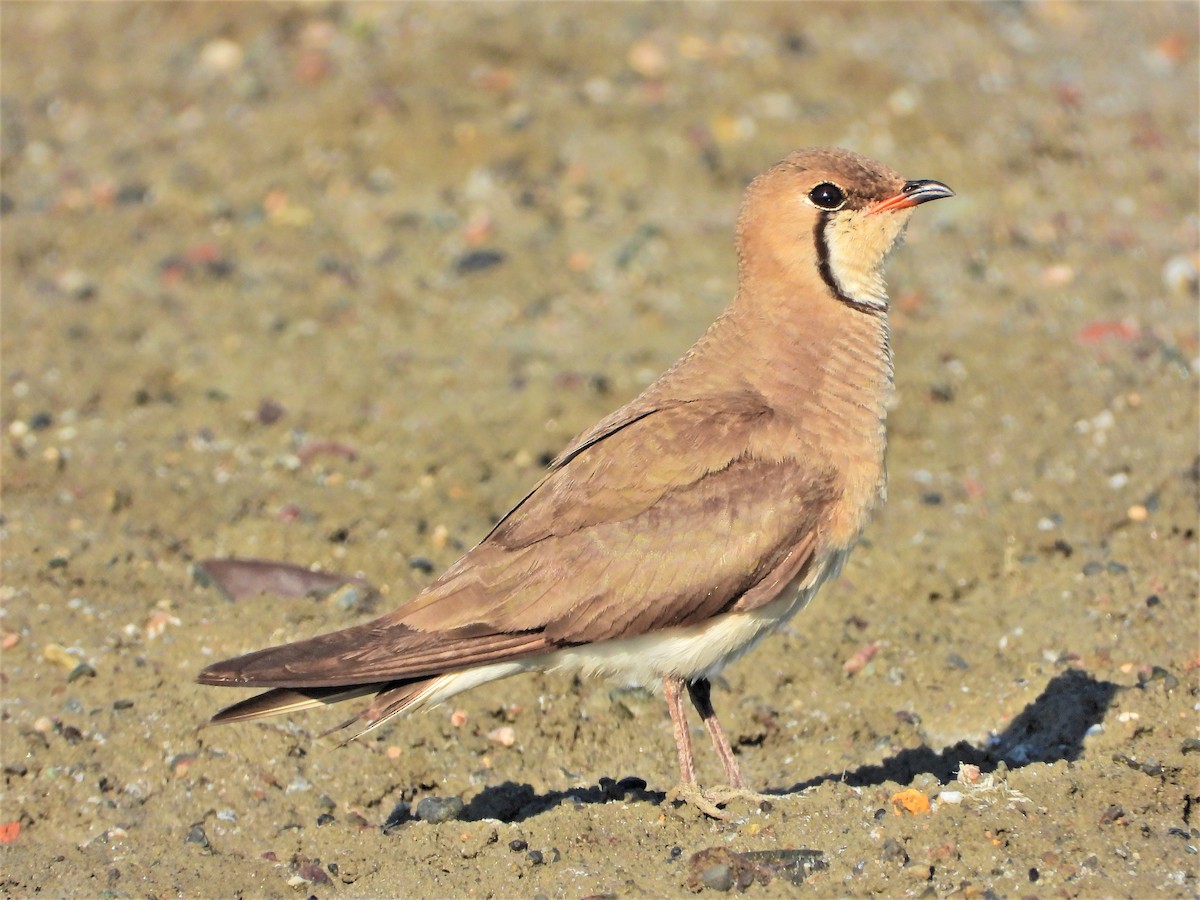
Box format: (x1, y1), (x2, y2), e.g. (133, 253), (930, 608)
(666, 783), (773, 820)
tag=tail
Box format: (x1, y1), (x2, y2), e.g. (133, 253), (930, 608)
(204, 677), (443, 742)
(197, 599), (550, 740)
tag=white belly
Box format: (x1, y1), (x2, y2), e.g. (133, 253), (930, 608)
(409, 547), (851, 710)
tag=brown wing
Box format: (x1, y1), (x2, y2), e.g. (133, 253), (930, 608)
(198, 393), (838, 689)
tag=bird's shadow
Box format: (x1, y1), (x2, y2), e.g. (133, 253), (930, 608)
(446, 669), (1121, 823)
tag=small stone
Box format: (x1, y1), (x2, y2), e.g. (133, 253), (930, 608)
(408, 556), (435, 574)
(316, 813), (335, 826)
(486, 726), (516, 747)
(61, 725), (83, 744)
(115, 183), (149, 205)
(1162, 254), (1199, 298)
(509, 839), (528, 852)
(415, 796), (464, 824)
(199, 38), (244, 75)
(1138, 665), (1179, 691)
(627, 38), (668, 78)
(256, 399), (285, 425)
(184, 825), (209, 847)
(43, 643), (81, 672)
(699, 863), (735, 892)
(526, 849), (544, 866)
(1041, 263), (1075, 287)
(57, 269), (96, 301)
(1099, 805), (1125, 825)
(454, 250), (505, 275)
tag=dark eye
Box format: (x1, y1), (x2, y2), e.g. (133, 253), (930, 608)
(808, 182), (846, 210)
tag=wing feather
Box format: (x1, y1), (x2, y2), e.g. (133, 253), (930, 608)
(199, 393), (839, 691)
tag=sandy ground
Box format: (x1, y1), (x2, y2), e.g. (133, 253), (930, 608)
(2, 3), (1198, 897)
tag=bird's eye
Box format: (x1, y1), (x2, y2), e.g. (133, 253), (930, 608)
(808, 182), (846, 210)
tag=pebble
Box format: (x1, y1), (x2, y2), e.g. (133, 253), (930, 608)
(184, 825), (209, 847)
(1162, 254), (1198, 297)
(957, 763), (982, 784)
(415, 796), (464, 824)
(627, 38), (668, 78)
(454, 249), (506, 275)
(61, 725), (83, 744)
(1040, 263), (1075, 287)
(486, 726), (516, 748)
(1099, 805), (1125, 825)
(57, 268), (96, 300)
(409, 556), (435, 574)
(67, 662), (96, 682)
(43, 643), (81, 672)
(199, 38), (244, 75)
(699, 864), (735, 892)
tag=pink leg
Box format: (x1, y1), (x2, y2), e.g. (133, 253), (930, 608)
(663, 675), (698, 786)
(688, 678), (745, 788)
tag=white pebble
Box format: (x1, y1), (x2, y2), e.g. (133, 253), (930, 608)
(199, 38), (244, 75)
(1163, 254), (1198, 297)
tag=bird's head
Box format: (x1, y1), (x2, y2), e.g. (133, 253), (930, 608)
(736, 147), (954, 314)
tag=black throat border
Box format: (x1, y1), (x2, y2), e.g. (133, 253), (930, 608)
(814, 211), (884, 318)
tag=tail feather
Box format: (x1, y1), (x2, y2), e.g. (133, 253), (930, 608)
(335, 679), (439, 743)
(207, 677), (441, 744)
(209, 684), (385, 724)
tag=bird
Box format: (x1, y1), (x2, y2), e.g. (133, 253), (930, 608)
(197, 147), (954, 817)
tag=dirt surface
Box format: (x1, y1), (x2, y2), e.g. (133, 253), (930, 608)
(2, 3), (1198, 897)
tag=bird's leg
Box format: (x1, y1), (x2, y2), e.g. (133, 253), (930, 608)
(686, 678), (745, 788)
(663, 675), (730, 819)
(663, 676), (769, 819)
(663, 674), (699, 786)
(685, 677), (775, 811)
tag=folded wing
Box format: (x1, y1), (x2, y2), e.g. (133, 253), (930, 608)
(198, 392), (837, 692)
